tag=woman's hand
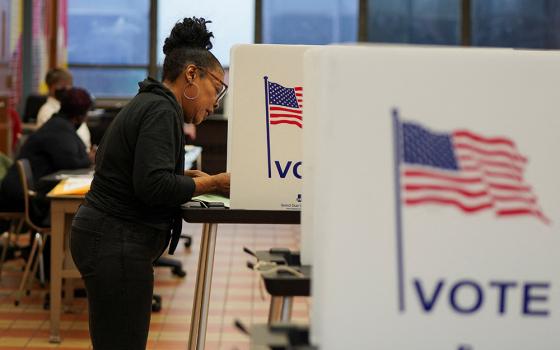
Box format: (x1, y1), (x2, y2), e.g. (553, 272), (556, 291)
(185, 169), (209, 178)
(192, 172), (230, 197)
(213, 172), (230, 196)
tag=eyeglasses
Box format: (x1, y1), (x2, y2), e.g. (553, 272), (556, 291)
(195, 66), (229, 105)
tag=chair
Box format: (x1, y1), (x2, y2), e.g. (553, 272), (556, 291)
(0, 152), (27, 279)
(14, 159), (51, 306)
(0, 211), (26, 279)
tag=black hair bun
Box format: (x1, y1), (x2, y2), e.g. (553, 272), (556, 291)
(163, 17), (214, 55)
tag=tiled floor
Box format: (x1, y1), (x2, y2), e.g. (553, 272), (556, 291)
(0, 223), (307, 349)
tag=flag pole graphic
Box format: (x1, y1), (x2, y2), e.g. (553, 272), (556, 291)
(392, 108), (405, 313)
(264, 76), (272, 178)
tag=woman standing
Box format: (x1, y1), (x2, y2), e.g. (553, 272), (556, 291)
(70, 17), (230, 349)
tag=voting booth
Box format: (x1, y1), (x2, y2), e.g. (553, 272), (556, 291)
(304, 45), (560, 349)
(228, 44), (311, 210)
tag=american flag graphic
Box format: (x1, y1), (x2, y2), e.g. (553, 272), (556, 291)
(397, 114), (548, 223)
(265, 79), (303, 128)
(263, 76), (304, 178)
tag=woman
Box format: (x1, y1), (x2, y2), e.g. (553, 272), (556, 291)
(0, 87), (93, 224)
(70, 17), (230, 349)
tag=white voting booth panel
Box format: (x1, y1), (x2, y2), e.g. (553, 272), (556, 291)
(305, 45), (560, 349)
(228, 44), (311, 210)
(300, 48), (326, 266)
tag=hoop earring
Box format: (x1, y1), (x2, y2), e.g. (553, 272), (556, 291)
(183, 83), (200, 100)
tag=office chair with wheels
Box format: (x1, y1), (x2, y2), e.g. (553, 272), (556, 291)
(151, 233), (192, 312)
(152, 252), (187, 312)
(14, 159), (51, 306)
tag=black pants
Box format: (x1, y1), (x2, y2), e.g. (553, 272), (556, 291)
(70, 205), (168, 350)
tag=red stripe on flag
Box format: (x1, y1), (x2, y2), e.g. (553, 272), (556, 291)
(453, 130), (516, 148)
(488, 182), (531, 192)
(454, 142), (527, 163)
(294, 87), (303, 91)
(482, 171), (523, 182)
(270, 114), (302, 121)
(403, 169), (482, 184)
(492, 195), (536, 204)
(270, 106), (302, 114)
(457, 156), (524, 174)
(404, 184), (488, 198)
(270, 120), (302, 128)
(497, 208), (549, 223)
(405, 197), (494, 213)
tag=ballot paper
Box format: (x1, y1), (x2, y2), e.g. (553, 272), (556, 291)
(48, 176), (93, 196)
(191, 194), (230, 208)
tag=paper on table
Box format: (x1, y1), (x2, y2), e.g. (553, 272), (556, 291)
(191, 194), (230, 208)
(49, 176), (93, 196)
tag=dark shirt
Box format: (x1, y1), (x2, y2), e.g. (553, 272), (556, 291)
(86, 78), (195, 230)
(0, 114), (90, 211)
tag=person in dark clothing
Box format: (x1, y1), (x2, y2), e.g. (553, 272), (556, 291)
(70, 17), (230, 350)
(0, 87), (93, 223)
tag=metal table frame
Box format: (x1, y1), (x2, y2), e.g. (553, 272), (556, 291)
(181, 204), (300, 350)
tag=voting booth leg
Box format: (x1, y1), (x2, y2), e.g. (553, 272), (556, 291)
(188, 223), (218, 350)
(268, 296), (293, 324)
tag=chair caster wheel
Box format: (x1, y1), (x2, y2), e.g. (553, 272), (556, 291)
(172, 266), (186, 278)
(14, 300), (20, 306)
(183, 236), (192, 248)
(152, 295), (162, 312)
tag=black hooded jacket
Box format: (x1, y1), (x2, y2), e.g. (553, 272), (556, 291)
(86, 78), (195, 229)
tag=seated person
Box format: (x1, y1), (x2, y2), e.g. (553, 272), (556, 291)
(8, 108), (22, 151)
(0, 87), (94, 223)
(37, 68), (92, 151)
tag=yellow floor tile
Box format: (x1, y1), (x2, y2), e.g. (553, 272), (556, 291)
(0, 337), (29, 346)
(9, 320), (43, 329)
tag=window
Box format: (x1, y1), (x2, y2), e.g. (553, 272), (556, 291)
(262, 0), (359, 44)
(157, 0), (255, 69)
(68, 0), (149, 98)
(63, 0), (560, 100)
(367, 0), (460, 45)
(472, 0), (560, 49)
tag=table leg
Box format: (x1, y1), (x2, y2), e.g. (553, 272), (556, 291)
(280, 297), (293, 322)
(188, 223), (218, 350)
(49, 203), (63, 343)
(63, 214), (75, 310)
(268, 296), (283, 324)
